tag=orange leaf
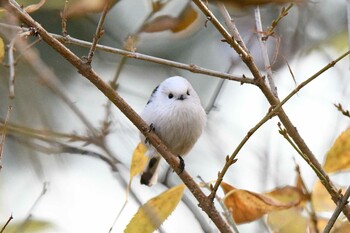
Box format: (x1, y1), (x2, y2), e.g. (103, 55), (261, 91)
(65, 0), (116, 18)
(141, 16), (179, 33)
(221, 182), (299, 224)
(140, 5), (198, 33)
(171, 5), (198, 33)
(323, 128), (350, 173)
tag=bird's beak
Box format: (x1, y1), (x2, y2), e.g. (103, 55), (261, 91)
(177, 95), (186, 101)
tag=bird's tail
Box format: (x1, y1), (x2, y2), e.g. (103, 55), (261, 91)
(140, 155), (161, 186)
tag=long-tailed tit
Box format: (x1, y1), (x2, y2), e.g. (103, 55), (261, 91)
(140, 76), (206, 186)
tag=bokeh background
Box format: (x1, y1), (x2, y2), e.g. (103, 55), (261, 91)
(0, 0), (350, 232)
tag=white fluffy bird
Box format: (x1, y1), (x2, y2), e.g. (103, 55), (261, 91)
(140, 76), (207, 186)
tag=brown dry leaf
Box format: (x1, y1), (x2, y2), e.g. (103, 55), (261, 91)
(24, 0), (46, 13)
(141, 16), (179, 33)
(152, 1), (167, 12)
(210, 0), (304, 7)
(323, 128), (350, 173)
(267, 208), (307, 233)
(171, 5), (198, 33)
(221, 182), (299, 224)
(0, 36), (4, 63)
(124, 184), (186, 233)
(141, 5), (198, 33)
(65, 0), (116, 18)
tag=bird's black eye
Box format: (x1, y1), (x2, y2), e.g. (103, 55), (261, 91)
(168, 93), (174, 99)
(186, 90), (190, 96)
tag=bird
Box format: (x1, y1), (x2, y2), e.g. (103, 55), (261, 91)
(140, 76), (207, 186)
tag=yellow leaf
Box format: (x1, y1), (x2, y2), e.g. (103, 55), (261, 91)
(221, 182), (299, 224)
(311, 180), (346, 212)
(323, 128), (350, 173)
(267, 208), (307, 233)
(130, 143), (148, 179)
(124, 184), (186, 233)
(0, 36), (4, 63)
(265, 186), (303, 205)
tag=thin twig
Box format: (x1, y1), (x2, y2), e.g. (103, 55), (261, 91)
(266, 4), (294, 39)
(209, 49), (350, 201)
(0, 23), (254, 84)
(86, 0), (113, 64)
(5, 1), (232, 231)
(217, 3), (248, 53)
(61, 0), (69, 36)
(334, 103), (350, 118)
(0, 106), (12, 170)
(192, 0), (350, 220)
(54, 34), (254, 84)
(15, 182), (48, 233)
(0, 214), (13, 233)
(255, 6), (278, 97)
(8, 29), (32, 98)
(197, 176), (239, 233)
(323, 185), (350, 233)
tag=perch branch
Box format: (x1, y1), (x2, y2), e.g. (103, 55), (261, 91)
(192, 0), (350, 220)
(5, 1), (232, 232)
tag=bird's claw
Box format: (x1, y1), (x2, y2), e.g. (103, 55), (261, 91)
(145, 123), (156, 144)
(178, 155), (185, 174)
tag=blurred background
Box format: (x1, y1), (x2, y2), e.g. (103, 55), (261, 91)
(0, 0), (350, 232)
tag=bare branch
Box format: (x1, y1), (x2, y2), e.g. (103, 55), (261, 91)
(0, 214), (13, 233)
(217, 3), (248, 52)
(15, 182), (48, 233)
(334, 103), (350, 118)
(192, 0), (350, 220)
(5, 1), (232, 231)
(61, 0), (69, 36)
(324, 185), (350, 233)
(255, 6), (278, 97)
(86, 0), (113, 64)
(0, 23), (254, 84)
(8, 29), (32, 98)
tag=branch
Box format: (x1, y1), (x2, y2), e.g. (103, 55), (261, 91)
(192, 0), (350, 220)
(5, 1), (232, 232)
(15, 182), (48, 233)
(0, 23), (254, 84)
(0, 214), (13, 233)
(86, 0), (113, 64)
(255, 6), (278, 97)
(323, 185), (350, 233)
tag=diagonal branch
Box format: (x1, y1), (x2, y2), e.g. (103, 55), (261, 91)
(5, 1), (232, 232)
(192, 0), (350, 220)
